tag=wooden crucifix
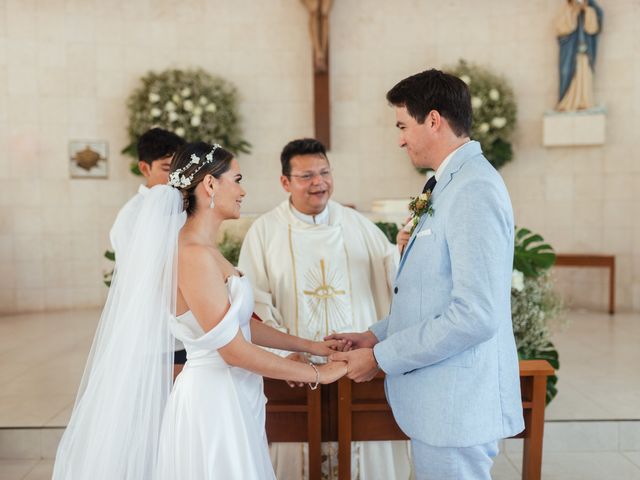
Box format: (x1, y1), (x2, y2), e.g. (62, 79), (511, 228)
(301, 0), (333, 149)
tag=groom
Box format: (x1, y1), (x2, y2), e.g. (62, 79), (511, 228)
(328, 69), (524, 479)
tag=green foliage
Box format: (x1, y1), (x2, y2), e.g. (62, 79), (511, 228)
(519, 341), (560, 405)
(512, 270), (564, 405)
(485, 138), (513, 171)
(446, 59), (517, 170)
(123, 68), (251, 175)
(514, 227), (556, 278)
(375, 221), (399, 245)
(103, 249), (115, 287)
(218, 232), (243, 267)
(512, 227), (563, 404)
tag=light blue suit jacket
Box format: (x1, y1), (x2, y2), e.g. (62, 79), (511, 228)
(370, 141), (524, 448)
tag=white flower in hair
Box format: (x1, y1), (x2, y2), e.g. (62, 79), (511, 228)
(205, 152), (213, 162)
(181, 175), (191, 187)
(190, 154), (200, 164)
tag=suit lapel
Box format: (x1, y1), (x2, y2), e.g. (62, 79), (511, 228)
(397, 214), (428, 275)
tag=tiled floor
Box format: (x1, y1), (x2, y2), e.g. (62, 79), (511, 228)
(0, 310), (94, 428)
(545, 311), (640, 421)
(2, 450), (640, 479)
(0, 308), (638, 479)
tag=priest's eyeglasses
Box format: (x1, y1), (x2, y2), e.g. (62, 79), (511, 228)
(289, 169), (332, 182)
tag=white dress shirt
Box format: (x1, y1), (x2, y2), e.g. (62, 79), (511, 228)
(109, 185), (150, 256)
(289, 201), (330, 225)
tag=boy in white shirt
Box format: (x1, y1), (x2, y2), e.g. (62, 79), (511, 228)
(109, 128), (186, 374)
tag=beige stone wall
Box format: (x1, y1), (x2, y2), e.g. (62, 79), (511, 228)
(1, 0), (638, 313)
(0, 0), (311, 313)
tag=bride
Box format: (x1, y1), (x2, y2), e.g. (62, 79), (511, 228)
(53, 142), (348, 479)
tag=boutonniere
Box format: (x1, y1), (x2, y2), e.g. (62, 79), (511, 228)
(405, 191), (434, 235)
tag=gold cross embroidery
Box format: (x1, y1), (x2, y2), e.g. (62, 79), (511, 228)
(303, 259), (346, 336)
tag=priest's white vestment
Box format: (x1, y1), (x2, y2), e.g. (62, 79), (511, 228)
(238, 200), (412, 480)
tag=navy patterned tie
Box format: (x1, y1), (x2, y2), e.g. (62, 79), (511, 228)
(422, 175), (437, 194)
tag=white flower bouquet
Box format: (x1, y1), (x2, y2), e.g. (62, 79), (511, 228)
(448, 60), (517, 170)
(123, 68), (250, 175)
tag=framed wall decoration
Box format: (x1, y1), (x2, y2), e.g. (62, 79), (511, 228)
(69, 140), (108, 178)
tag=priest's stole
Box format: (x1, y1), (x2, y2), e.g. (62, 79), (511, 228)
(288, 224), (353, 343)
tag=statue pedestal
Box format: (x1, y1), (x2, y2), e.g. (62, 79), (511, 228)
(542, 109), (606, 147)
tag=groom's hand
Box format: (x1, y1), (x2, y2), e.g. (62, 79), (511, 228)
(324, 330), (378, 350)
(329, 349), (379, 383)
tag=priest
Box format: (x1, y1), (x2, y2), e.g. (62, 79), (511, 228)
(238, 138), (411, 480)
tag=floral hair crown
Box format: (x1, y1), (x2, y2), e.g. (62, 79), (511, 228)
(168, 144), (221, 189)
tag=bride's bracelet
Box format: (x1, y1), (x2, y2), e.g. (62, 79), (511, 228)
(308, 362), (320, 390)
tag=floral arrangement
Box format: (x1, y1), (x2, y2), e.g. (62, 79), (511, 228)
(123, 68), (250, 174)
(447, 59), (517, 170)
(511, 228), (564, 404)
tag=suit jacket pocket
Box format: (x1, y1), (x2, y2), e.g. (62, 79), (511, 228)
(439, 347), (476, 368)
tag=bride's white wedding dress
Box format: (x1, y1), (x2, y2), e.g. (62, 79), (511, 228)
(156, 275), (276, 479)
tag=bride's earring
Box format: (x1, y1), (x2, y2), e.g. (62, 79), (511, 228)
(209, 192), (215, 209)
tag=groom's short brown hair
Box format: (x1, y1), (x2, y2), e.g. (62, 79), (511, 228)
(386, 69), (472, 137)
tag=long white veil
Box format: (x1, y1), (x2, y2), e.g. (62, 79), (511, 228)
(53, 185), (186, 479)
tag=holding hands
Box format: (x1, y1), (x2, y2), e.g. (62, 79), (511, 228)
(283, 338), (351, 387)
(306, 337), (352, 356)
(324, 330), (381, 383)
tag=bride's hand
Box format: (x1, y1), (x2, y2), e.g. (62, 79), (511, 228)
(285, 352), (307, 388)
(307, 339), (350, 356)
(317, 360), (348, 384)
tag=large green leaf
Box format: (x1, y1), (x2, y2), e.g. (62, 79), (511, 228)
(514, 227), (556, 278)
(519, 340), (560, 405)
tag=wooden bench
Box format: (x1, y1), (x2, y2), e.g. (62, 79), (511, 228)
(266, 359), (555, 480)
(554, 254), (615, 314)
